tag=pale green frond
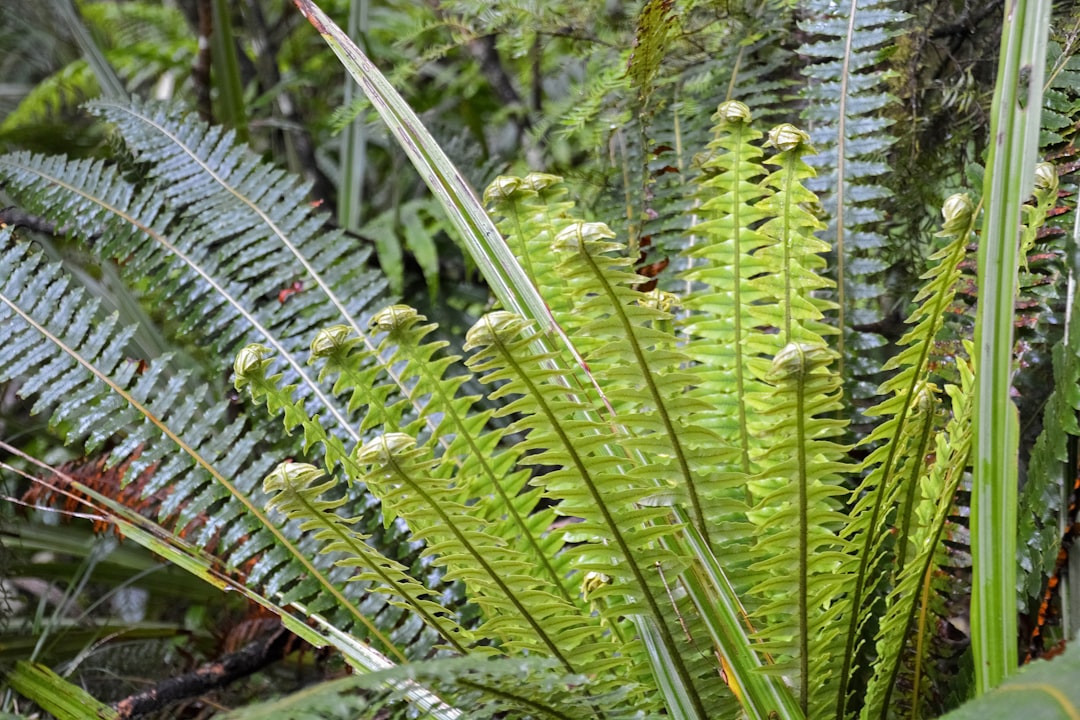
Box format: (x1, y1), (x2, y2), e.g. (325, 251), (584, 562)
(261, 462), (474, 653)
(862, 354), (974, 720)
(835, 193), (976, 716)
(681, 100), (774, 474)
(745, 342), (854, 717)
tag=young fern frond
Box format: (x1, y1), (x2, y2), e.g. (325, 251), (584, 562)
(239, 317), (626, 695)
(484, 173), (575, 318)
(751, 123), (837, 351)
(261, 461), (474, 654)
(463, 312), (710, 715)
(366, 305), (575, 605)
(550, 220), (738, 545)
(863, 354), (974, 720)
(746, 342), (853, 717)
(682, 100), (773, 474)
(835, 193), (977, 715)
(234, 343), (354, 475)
(352, 433), (623, 686)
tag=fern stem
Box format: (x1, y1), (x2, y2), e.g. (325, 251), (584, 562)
(731, 132), (752, 475)
(794, 348), (811, 716)
(505, 201), (540, 283)
(779, 161), (795, 345)
(492, 337), (710, 720)
(0, 292), (407, 662)
(878, 455), (968, 720)
(576, 246), (710, 546)
(893, 405), (936, 579)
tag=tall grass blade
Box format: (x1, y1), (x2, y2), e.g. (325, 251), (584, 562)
(971, 0), (1052, 693)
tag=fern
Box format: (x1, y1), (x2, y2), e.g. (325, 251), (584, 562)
(798, 0), (906, 390)
(834, 192), (976, 716)
(0, 3), (195, 135)
(682, 100), (773, 474)
(0, 229), (415, 661)
(260, 461), (474, 653)
(750, 341), (853, 717)
(235, 312), (632, 704)
(484, 173), (575, 319)
(222, 656), (644, 720)
(863, 353), (974, 720)
(1018, 176), (1080, 614)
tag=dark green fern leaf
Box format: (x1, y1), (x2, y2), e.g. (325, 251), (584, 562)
(0, 229), (417, 662)
(798, 0), (907, 393)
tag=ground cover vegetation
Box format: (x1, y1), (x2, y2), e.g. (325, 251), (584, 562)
(2, 0), (1080, 717)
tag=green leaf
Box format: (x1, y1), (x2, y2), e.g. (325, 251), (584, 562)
(940, 641), (1080, 719)
(6, 661), (119, 720)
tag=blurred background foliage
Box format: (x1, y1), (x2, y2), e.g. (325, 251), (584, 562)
(3, 0), (1080, 716)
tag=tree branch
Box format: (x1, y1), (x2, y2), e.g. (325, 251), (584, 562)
(112, 628), (292, 719)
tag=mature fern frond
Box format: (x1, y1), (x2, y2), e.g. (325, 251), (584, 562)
(0, 230), (412, 661)
(1018, 168), (1080, 614)
(798, 0), (906, 390)
(0, 100), (390, 444)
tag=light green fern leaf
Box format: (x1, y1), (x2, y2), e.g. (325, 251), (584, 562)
(834, 193), (976, 716)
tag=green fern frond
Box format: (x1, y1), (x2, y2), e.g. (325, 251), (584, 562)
(224, 655), (645, 720)
(484, 173), (575, 318)
(0, 229), (410, 662)
(234, 343), (354, 474)
(261, 461), (474, 653)
(681, 100), (773, 474)
(863, 352), (974, 720)
(0, 100), (394, 444)
(550, 220), (739, 545)
(752, 123), (838, 348)
(834, 193), (976, 716)
(352, 432), (622, 685)
(745, 341), (853, 717)
(238, 318), (625, 693)
(1018, 165), (1080, 614)
(463, 311), (712, 715)
(627, 0), (676, 113)
(797, 0), (906, 385)
(365, 306), (576, 605)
